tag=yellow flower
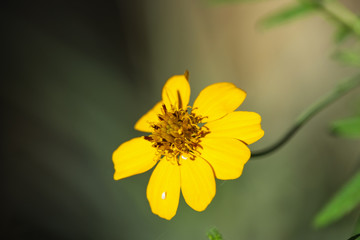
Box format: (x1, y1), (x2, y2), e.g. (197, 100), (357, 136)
(112, 72), (264, 220)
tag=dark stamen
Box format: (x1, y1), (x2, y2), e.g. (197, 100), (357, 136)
(177, 90), (182, 109)
(144, 136), (153, 141)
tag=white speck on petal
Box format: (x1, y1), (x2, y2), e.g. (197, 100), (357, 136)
(181, 155), (187, 160)
(161, 192), (166, 200)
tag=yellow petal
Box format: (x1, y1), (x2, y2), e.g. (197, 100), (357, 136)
(205, 111), (264, 144)
(146, 159), (181, 220)
(180, 158), (215, 212)
(134, 101), (163, 132)
(162, 75), (190, 110)
(200, 138), (250, 180)
(193, 83), (246, 122)
(113, 137), (157, 180)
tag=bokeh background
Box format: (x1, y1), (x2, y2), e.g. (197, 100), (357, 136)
(2, 0), (360, 239)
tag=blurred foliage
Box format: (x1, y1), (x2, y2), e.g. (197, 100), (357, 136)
(334, 24), (352, 43)
(255, 0), (360, 230)
(207, 227), (223, 240)
(259, 2), (319, 29)
(257, 0), (360, 48)
(348, 233), (360, 240)
(355, 217), (360, 234)
(313, 171), (360, 228)
(330, 116), (360, 138)
(334, 49), (360, 66)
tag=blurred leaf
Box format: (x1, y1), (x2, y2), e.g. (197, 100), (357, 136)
(330, 116), (360, 138)
(207, 227), (223, 240)
(333, 50), (360, 67)
(355, 216), (360, 234)
(259, 2), (318, 29)
(313, 171), (360, 228)
(348, 233), (360, 240)
(334, 25), (352, 43)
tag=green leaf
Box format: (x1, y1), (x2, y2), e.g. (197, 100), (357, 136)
(333, 50), (360, 67)
(207, 228), (223, 240)
(259, 3), (319, 29)
(348, 233), (360, 240)
(330, 116), (360, 138)
(334, 25), (352, 43)
(355, 215), (360, 234)
(313, 171), (360, 228)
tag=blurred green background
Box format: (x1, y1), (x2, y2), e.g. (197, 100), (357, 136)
(2, 0), (360, 239)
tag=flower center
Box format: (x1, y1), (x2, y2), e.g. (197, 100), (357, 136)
(144, 104), (209, 164)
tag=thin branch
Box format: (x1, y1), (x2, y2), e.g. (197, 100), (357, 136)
(320, 0), (360, 37)
(252, 74), (360, 158)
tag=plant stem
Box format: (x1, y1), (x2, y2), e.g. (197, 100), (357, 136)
(320, 0), (360, 37)
(252, 74), (360, 158)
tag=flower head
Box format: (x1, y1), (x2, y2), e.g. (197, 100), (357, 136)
(112, 72), (264, 220)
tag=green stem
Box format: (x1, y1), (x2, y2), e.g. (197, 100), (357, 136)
(320, 0), (360, 37)
(252, 74), (360, 158)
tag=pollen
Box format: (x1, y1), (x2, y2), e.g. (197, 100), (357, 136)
(144, 104), (209, 164)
